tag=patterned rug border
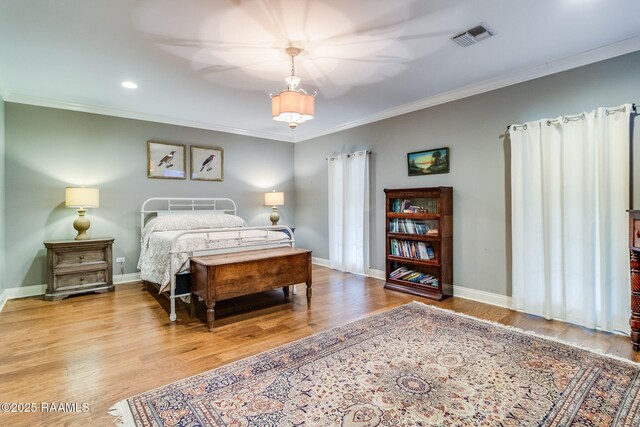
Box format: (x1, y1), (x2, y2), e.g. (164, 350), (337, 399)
(411, 300), (640, 368)
(109, 301), (639, 425)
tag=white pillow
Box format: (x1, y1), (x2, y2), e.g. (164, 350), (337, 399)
(147, 214), (247, 232)
(140, 214), (247, 247)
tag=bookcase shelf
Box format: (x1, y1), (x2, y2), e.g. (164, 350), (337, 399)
(387, 277), (439, 290)
(387, 212), (441, 220)
(387, 233), (440, 242)
(384, 187), (453, 300)
(387, 255), (439, 267)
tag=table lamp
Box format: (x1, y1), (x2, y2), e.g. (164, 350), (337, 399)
(264, 191), (284, 225)
(65, 187), (99, 240)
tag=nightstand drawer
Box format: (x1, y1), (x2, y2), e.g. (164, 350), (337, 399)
(56, 249), (106, 267)
(56, 270), (107, 291)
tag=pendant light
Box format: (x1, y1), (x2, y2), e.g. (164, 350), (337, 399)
(271, 46), (316, 130)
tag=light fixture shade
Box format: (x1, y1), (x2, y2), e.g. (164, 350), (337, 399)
(272, 91), (314, 123)
(264, 191), (284, 206)
(65, 187), (99, 208)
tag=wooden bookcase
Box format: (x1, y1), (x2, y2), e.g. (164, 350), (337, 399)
(629, 210), (640, 350)
(384, 187), (452, 300)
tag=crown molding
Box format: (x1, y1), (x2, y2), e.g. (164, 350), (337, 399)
(3, 35), (639, 143)
(5, 93), (297, 143)
(293, 35), (640, 143)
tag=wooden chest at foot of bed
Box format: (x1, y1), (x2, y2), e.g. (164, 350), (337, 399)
(190, 247), (312, 331)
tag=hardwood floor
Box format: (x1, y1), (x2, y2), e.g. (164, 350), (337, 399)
(0, 265), (637, 426)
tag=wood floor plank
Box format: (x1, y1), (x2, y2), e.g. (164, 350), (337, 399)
(0, 265), (637, 426)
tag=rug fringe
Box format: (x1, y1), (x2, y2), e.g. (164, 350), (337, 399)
(409, 300), (640, 367)
(108, 400), (136, 426)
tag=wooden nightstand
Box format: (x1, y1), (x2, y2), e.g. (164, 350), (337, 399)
(43, 238), (115, 301)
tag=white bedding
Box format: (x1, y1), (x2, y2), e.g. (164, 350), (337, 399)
(137, 215), (290, 292)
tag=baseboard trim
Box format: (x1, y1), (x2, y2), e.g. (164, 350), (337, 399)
(1, 284), (47, 309)
(311, 258), (386, 280)
(313, 260), (511, 309)
(311, 257), (331, 268)
(0, 290), (7, 312)
(452, 286), (512, 308)
(0, 273), (142, 312)
(114, 273), (141, 285)
(367, 268), (386, 280)
(373, 269), (511, 308)
(1, 269), (511, 312)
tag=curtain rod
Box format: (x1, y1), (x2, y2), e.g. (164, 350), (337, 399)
(326, 150), (372, 160)
(506, 103), (637, 131)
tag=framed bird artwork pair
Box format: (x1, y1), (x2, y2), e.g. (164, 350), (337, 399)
(147, 141), (223, 181)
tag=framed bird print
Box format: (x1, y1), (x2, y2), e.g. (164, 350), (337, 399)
(190, 145), (224, 181)
(147, 141), (186, 179)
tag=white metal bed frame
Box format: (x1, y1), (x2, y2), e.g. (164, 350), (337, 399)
(140, 198), (295, 322)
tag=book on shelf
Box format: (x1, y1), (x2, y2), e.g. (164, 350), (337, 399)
(403, 205), (422, 213)
(389, 219), (438, 235)
(426, 245), (435, 260)
(418, 242), (427, 259)
(391, 199), (405, 213)
(388, 266), (439, 287)
(390, 239), (436, 261)
(404, 272), (420, 281)
(422, 198), (438, 214)
(390, 266), (409, 279)
(391, 197), (440, 214)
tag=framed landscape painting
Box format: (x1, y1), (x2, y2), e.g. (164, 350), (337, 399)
(147, 141), (186, 179)
(407, 147), (449, 176)
(190, 145), (224, 181)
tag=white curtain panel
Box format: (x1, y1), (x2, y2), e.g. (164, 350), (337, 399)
(509, 104), (631, 334)
(328, 151), (369, 275)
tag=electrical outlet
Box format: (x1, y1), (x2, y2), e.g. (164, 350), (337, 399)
(116, 257), (125, 276)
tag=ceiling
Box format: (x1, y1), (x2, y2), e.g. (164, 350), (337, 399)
(1, 0), (639, 143)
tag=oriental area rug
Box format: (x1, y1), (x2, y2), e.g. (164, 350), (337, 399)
(110, 302), (640, 426)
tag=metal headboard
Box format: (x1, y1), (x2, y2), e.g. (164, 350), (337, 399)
(140, 197), (238, 230)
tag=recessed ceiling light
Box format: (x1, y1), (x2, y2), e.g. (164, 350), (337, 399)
(121, 81), (138, 89)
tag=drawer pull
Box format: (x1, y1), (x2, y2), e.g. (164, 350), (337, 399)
(79, 256), (85, 262)
(80, 277), (85, 282)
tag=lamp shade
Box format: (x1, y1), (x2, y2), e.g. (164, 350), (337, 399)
(264, 191), (284, 206)
(271, 91), (314, 123)
(65, 187), (99, 208)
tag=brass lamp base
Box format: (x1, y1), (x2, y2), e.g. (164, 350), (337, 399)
(73, 208), (91, 240)
(270, 207), (280, 226)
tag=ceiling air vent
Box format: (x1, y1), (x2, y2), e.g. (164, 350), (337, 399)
(452, 25), (493, 47)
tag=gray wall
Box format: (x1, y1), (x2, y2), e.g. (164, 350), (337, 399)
(294, 51), (640, 296)
(0, 98), (5, 292)
(5, 104), (295, 288)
